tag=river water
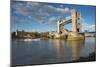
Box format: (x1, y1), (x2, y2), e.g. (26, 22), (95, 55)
(11, 37), (96, 66)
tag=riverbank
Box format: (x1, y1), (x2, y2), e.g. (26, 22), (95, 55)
(74, 52), (96, 62)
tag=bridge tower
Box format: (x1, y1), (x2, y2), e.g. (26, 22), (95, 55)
(57, 20), (60, 33)
(72, 10), (77, 32)
(72, 9), (81, 32)
(76, 12), (81, 32)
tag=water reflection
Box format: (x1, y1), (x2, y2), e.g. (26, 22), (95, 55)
(54, 39), (85, 62)
(55, 39), (66, 62)
(67, 40), (85, 61)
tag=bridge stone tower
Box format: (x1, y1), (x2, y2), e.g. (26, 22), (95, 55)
(72, 10), (77, 32)
(57, 20), (64, 34)
(57, 20), (60, 33)
(72, 9), (81, 32)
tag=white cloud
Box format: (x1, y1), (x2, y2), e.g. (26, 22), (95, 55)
(12, 1), (70, 24)
(81, 22), (95, 32)
(48, 16), (57, 22)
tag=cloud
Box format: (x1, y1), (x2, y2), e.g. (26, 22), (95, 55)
(81, 22), (95, 32)
(48, 16), (57, 23)
(12, 1), (70, 24)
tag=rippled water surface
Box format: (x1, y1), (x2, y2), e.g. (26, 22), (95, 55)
(12, 37), (95, 65)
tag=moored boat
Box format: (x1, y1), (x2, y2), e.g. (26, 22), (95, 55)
(24, 38), (40, 41)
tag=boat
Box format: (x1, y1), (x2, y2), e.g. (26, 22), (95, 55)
(24, 38), (40, 41)
(32, 38), (40, 41)
(24, 39), (33, 41)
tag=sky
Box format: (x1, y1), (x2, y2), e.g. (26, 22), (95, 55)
(11, 1), (96, 32)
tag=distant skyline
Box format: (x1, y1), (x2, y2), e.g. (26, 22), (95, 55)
(11, 1), (96, 32)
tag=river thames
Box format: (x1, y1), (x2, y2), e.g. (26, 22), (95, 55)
(11, 37), (95, 66)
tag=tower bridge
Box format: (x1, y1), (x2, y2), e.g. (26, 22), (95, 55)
(57, 9), (81, 34)
(49, 9), (85, 40)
